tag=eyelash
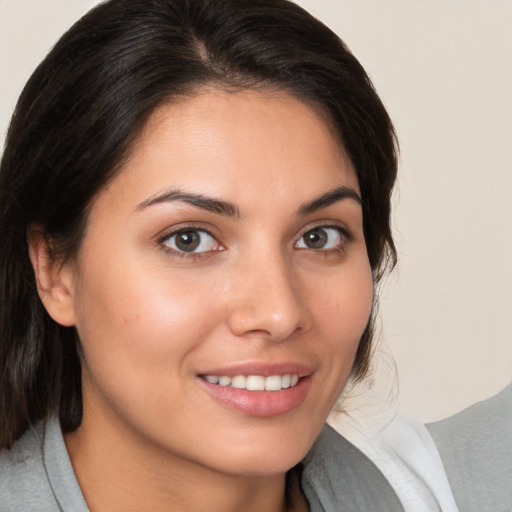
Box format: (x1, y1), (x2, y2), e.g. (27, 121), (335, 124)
(158, 223), (352, 261)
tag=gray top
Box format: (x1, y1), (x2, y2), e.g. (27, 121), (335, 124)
(0, 417), (87, 512)
(427, 383), (512, 512)
(302, 424), (404, 511)
(0, 418), (404, 512)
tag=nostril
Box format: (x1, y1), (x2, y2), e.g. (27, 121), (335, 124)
(226, 305), (307, 342)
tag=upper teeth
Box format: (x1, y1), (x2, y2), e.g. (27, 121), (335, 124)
(203, 374), (299, 391)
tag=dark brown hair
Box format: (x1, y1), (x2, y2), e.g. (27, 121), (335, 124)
(0, 0), (397, 448)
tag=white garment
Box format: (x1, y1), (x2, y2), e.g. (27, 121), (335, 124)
(328, 411), (459, 512)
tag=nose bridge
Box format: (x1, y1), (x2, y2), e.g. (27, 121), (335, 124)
(227, 246), (309, 341)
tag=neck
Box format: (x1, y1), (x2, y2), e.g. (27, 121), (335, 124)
(64, 409), (308, 512)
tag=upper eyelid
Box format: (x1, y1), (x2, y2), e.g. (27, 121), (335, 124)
(157, 223), (220, 244)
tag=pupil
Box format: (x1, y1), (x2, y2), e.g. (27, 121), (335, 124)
(176, 231), (200, 252)
(305, 229), (327, 249)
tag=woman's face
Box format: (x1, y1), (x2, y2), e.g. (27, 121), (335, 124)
(61, 90), (373, 476)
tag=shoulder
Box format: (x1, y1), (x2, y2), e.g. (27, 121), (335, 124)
(301, 424), (404, 512)
(427, 384), (512, 511)
(0, 419), (61, 512)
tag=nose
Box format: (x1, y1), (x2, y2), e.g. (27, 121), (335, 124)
(226, 252), (312, 342)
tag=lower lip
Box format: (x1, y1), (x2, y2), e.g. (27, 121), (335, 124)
(199, 376), (312, 417)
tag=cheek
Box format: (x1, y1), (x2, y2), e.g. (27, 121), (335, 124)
(72, 261), (230, 436)
(307, 260), (374, 387)
(311, 263), (373, 343)
(73, 256), (223, 386)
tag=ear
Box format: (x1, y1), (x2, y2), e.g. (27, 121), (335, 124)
(28, 229), (77, 327)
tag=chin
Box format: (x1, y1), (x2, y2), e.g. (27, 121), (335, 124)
(219, 450), (307, 477)
(199, 426), (319, 477)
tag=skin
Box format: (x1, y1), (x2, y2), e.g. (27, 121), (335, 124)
(32, 89), (374, 511)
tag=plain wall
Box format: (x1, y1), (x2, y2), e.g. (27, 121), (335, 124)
(1, 0), (511, 422)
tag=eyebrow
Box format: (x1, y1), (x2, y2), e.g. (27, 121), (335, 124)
(137, 189), (240, 217)
(298, 186), (362, 216)
(137, 185), (360, 218)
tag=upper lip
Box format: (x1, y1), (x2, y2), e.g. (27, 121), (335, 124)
(197, 361), (314, 378)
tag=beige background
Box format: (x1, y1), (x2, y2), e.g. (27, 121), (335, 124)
(1, 0), (511, 422)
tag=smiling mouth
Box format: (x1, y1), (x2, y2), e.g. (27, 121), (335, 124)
(200, 374), (300, 391)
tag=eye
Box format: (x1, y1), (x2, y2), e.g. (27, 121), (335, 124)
(295, 226), (346, 250)
(161, 229), (221, 253)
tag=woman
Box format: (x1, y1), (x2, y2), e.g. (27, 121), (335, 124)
(0, 0), (401, 510)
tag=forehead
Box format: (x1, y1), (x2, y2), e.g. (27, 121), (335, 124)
(95, 89), (359, 214)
